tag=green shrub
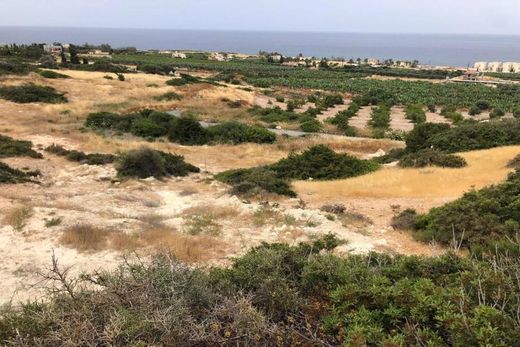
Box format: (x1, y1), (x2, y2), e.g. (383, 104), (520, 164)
(369, 105), (391, 128)
(45, 144), (116, 165)
(391, 208), (418, 230)
(154, 91), (183, 101)
(513, 107), (520, 119)
(414, 170), (520, 250)
(444, 111), (464, 123)
(490, 108), (505, 119)
(0, 135), (42, 159)
(207, 122), (276, 144)
(0, 84), (67, 103)
(476, 100), (491, 110)
(168, 116), (209, 145)
(275, 96), (285, 103)
(404, 123), (451, 152)
(1, 237), (518, 346)
(166, 73), (200, 86)
(0, 61), (36, 76)
(300, 118), (322, 133)
(117, 73), (125, 81)
(0, 162), (39, 183)
(427, 103), (436, 113)
(398, 149), (467, 168)
(38, 70), (69, 79)
(405, 104), (426, 123)
(116, 147), (199, 179)
(468, 105), (481, 116)
(130, 117), (167, 138)
(216, 145), (380, 196)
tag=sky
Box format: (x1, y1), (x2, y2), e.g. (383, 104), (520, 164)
(1, 0), (520, 35)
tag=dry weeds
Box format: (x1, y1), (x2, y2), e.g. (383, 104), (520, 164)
(3, 205), (33, 232)
(60, 224), (110, 252)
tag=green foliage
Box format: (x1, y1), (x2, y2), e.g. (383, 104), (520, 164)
(468, 105), (481, 116)
(369, 105), (391, 129)
(0, 61), (36, 76)
(206, 122), (276, 144)
(166, 73), (200, 86)
(414, 170), (520, 252)
(45, 144), (116, 165)
(391, 208), (418, 230)
(299, 118), (322, 133)
(0, 135), (42, 159)
(0, 162), (39, 184)
(116, 147), (199, 179)
(117, 73), (125, 81)
(490, 108), (505, 119)
(0, 84), (67, 104)
(329, 102), (360, 130)
(153, 91), (183, 101)
(38, 70), (69, 79)
(1, 237), (518, 346)
(405, 104), (426, 123)
(405, 123), (451, 152)
(168, 116), (209, 145)
(476, 100), (491, 110)
(398, 149), (467, 168)
(216, 145), (379, 197)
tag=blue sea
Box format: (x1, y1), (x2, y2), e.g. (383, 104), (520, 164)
(1, 26), (520, 67)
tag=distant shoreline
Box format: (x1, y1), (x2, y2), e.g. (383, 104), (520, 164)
(2, 26), (520, 67)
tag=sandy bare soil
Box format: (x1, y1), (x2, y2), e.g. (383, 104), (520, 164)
(0, 69), (507, 304)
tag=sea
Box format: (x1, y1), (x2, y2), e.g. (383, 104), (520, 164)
(1, 26), (520, 68)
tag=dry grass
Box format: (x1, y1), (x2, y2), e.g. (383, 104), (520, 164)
(60, 224), (110, 252)
(251, 206), (298, 227)
(181, 205), (240, 236)
(294, 146), (520, 201)
(3, 206), (33, 232)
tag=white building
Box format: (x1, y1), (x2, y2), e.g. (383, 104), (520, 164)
(474, 62), (488, 72)
(172, 51), (187, 59)
(502, 62), (515, 73)
(513, 63), (520, 73)
(488, 62), (503, 72)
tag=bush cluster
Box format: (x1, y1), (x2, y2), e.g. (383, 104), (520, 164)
(38, 70), (70, 79)
(153, 91), (183, 101)
(398, 149), (467, 168)
(1, 237), (518, 346)
(0, 84), (67, 104)
(0, 61), (36, 76)
(329, 102), (360, 130)
(116, 147), (199, 179)
(0, 135), (42, 159)
(166, 73), (200, 86)
(404, 104), (426, 123)
(45, 144), (116, 165)
(216, 145), (380, 197)
(369, 105), (391, 129)
(0, 162), (39, 183)
(414, 170), (520, 253)
(86, 110), (276, 145)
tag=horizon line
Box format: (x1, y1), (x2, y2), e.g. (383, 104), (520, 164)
(1, 25), (519, 38)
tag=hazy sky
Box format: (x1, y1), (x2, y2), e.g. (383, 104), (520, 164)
(2, 0), (520, 35)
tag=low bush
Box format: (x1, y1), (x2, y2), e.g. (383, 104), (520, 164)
(468, 105), (481, 116)
(207, 122), (276, 144)
(369, 105), (391, 128)
(490, 108), (505, 119)
(38, 70), (69, 79)
(0, 84), (67, 103)
(476, 100), (490, 110)
(414, 170), (520, 252)
(0, 162), (39, 183)
(398, 149), (467, 168)
(299, 118), (322, 133)
(404, 104), (426, 123)
(216, 145), (379, 197)
(0, 61), (35, 76)
(154, 91), (183, 101)
(166, 73), (200, 86)
(168, 116), (209, 145)
(116, 147), (199, 179)
(391, 208), (418, 230)
(0, 135), (42, 159)
(45, 144), (116, 165)
(1, 237), (519, 346)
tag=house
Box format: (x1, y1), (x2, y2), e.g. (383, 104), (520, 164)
(268, 54), (283, 63)
(367, 58), (380, 66)
(463, 69), (479, 81)
(474, 62), (488, 72)
(488, 62), (503, 72)
(172, 51), (187, 59)
(43, 44), (62, 56)
(209, 52), (227, 61)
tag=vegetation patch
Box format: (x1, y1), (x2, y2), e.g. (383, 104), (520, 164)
(38, 70), (70, 79)
(1, 235), (519, 345)
(414, 169), (520, 254)
(166, 73), (200, 86)
(398, 149), (467, 168)
(86, 110), (276, 145)
(0, 162), (39, 184)
(404, 104), (426, 123)
(116, 147), (199, 179)
(153, 91), (183, 101)
(0, 84), (67, 103)
(45, 144), (116, 165)
(0, 135), (42, 159)
(216, 145), (379, 197)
